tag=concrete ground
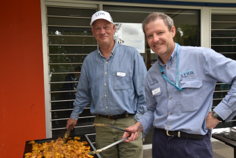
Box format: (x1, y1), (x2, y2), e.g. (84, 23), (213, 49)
(143, 139), (234, 158)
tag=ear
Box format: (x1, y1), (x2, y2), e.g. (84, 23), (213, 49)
(112, 24), (116, 34)
(171, 26), (176, 38)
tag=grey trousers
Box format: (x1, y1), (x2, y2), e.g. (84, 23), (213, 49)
(94, 115), (143, 158)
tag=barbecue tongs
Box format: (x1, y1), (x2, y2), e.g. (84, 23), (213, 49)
(88, 137), (129, 155)
(62, 126), (71, 143)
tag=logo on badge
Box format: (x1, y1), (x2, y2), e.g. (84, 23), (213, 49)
(180, 70), (195, 78)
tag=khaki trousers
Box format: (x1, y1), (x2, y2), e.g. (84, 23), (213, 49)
(94, 115), (143, 158)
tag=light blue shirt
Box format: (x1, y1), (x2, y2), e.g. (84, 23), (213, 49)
(71, 41), (147, 121)
(140, 43), (236, 136)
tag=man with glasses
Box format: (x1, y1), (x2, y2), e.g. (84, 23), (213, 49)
(66, 10), (147, 158)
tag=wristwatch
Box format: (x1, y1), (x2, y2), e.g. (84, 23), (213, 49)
(212, 111), (225, 122)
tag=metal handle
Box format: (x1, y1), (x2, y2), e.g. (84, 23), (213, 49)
(88, 137), (129, 155)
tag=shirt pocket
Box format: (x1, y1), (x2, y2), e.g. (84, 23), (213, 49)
(149, 81), (163, 97)
(113, 71), (131, 90)
(179, 79), (203, 112)
(180, 79), (202, 89)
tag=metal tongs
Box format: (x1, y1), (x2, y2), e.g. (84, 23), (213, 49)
(88, 137), (129, 155)
(62, 126), (71, 143)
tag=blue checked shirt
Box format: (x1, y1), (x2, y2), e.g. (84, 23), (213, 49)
(139, 43), (236, 136)
(70, 41), (147, 121)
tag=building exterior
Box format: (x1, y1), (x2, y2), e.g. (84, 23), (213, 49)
(1, 0), (236, 157)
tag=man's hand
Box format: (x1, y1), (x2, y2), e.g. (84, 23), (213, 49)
(206, 111), (220, 129)
(122, 121), (143, 142)
(66, 118), (77, 130)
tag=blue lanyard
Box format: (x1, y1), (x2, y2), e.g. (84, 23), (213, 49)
(158, 43), (183, 91)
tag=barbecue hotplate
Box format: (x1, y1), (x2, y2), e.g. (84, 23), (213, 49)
(23, 134), (101, 158)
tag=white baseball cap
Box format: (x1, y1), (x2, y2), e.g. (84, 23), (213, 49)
(90, 10), (114, 26)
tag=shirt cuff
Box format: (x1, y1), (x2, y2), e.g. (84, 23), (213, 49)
(213, 101), (233, 121)
(134, 113), (142, 121)
(70, 111), (79, 120)
(139, 119), (148, 138)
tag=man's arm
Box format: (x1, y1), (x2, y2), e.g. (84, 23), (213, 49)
(133, 52), (147, 121)
(204, 48), (236, 122)
(67, 65), (91, 129)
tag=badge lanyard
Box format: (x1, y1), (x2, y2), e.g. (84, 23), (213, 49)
(158, 43), (183, 91)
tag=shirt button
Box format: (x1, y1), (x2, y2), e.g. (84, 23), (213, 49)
(170, 113), (172, 115)
(167, 126), (170, 129)
(106, 62), (108, 64)
(105, 72), (107, 75)
(172, 60), (174, 62)
(167, 67), (170, 70)
(169, 97), (172, 100)
(104, 83), (106, 86)
(106, 107), (108, 109)
(105, 95), (107, 97)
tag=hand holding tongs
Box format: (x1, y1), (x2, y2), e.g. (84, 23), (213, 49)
(88, 137), (129, 155)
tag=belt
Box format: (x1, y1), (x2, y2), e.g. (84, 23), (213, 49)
(159, 129), (204, 140)
(97, 113), (134, 120)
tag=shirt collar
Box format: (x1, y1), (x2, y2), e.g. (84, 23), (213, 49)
(97, 40), (119, 59)
(157, 43), (178, 66)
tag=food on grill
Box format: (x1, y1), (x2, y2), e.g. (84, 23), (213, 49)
(24, 137), (94, 158)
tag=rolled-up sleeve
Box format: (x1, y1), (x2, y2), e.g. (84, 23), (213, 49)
(70, 65), (91, 120)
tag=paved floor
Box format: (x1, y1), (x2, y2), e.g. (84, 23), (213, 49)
(143, 139), (234, 158)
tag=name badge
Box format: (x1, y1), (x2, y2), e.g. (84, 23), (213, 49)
(117, 72), (126, 77)
(152, 88), (161, 95)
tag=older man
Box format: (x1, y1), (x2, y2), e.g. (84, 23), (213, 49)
(66, 10), (147, 158)
(123, 12), (236, 158)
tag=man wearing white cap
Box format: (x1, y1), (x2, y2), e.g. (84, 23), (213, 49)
(66, 10), (147, 158)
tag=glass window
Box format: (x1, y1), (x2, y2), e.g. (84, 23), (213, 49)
(47, 6), (97, 139)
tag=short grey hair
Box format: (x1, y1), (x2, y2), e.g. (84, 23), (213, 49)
(142, 12), (174, 35)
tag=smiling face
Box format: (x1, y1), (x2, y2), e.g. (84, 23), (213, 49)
(91, 19), (116, 48)
(145, 18), (176, 64)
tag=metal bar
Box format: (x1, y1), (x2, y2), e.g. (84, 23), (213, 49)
(47, 15), (91, 19)
(48, 44), (97, 46)
(48, 25), (91, 28)
(211, 29), (236, 31)
(49, 63), (83, 65)
(50, 72), (81, 74)
(51, 124), (94, 130)
(50, 90), (76, 93)
(88, 137), (129, 155)
(85, 134), (102, 158)
(212, 21), (236, 23)
(211, 45), (236, 46)
(214, 90), (229, 92)
(49, 54), (88, 55)
(212, 37), (236, 38)
(48, 35), (94, 37)
(50, 81), (78, 84)
(51, 116), (94, 121)
(213, 98), (223, 100)
(50, 99), (75, 102)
